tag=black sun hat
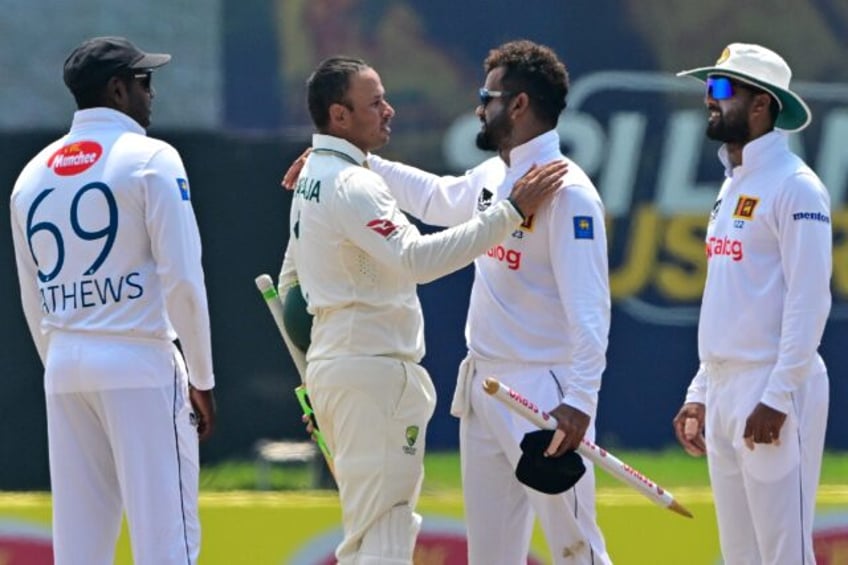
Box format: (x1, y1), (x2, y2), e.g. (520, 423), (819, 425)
(63, 36), (171, 94)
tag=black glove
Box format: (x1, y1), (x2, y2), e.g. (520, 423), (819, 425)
(515, 429), (586, 495)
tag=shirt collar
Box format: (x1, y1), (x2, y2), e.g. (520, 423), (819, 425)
(506, 129), (562, 171)
(718, 130), (788, 178)
(312, 133), (369, 167)
(70, 107), (146, 135)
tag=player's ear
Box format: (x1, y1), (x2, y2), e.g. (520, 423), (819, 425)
(510, 92), (531, 118)
(751, 92), (773, 120)
(328, 103), (350, 130)
(103, 75), (129, 109)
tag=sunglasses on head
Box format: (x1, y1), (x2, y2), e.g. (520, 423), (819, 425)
(478, 87), (510, 106)
(706, 76), (736, 100)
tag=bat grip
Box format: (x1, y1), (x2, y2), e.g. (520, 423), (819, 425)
(295, 385), (333, 463)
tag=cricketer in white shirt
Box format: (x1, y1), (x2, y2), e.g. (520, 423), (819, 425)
(11, 107), (214, 564)
(369, 128), (612, 565)
(684, 130), (831, 564)
(279, 132), (534, 563)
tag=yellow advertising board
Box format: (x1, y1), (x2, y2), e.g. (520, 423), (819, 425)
(2, 488), (846, 564)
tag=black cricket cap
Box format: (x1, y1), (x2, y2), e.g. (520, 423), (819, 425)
(63, 36), (171, 94)
(515, 429), (586, 495)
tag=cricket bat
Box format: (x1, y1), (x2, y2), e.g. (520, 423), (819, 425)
(254, 274), (335, 478)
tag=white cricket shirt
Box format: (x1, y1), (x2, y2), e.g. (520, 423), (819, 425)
(10, 108), (215, 391)
(280, 134), (523, 364)
(369, 130), (610, 416)
(686, 131), (831, 414)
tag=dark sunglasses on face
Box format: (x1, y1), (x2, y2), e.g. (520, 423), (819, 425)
(133, 71), (152, 90)
(706, 76), (735, 100)
(478, 87), (510, 106)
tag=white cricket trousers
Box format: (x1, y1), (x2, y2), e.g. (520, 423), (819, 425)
(306, 356), (436, 564)
(458, 360), (611, 565)
(44, 332), (200, 565)
(704, 361), (828, 565)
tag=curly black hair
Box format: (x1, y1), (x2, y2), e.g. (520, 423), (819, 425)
(483, 40), (569, 127)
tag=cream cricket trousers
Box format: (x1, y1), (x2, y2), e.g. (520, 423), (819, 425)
(458, 359), (611, 565)
(704, 361), (828, 565)
(44, 332), (200, 565)
(307, 356), (436, 564)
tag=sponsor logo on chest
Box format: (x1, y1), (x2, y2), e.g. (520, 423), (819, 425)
(486, 244), (522, 270)
(705, 235), (743, 262)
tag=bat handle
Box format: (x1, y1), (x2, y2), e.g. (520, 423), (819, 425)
(295, 385), (335, 475)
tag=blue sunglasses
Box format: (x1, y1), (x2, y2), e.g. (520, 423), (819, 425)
(706, 76), (734, 100)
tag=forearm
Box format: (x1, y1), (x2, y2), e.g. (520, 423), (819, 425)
(165, 279), (215, 390)
(397, 200), (521, 284)
(367, 154), (476, 226)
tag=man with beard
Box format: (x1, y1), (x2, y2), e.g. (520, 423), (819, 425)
(673, 43), (831, 564)
(284, 40), (611, 564)
(279, 55), (565, 564)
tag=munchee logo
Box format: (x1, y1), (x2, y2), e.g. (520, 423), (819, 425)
(47, 141), (103, 176)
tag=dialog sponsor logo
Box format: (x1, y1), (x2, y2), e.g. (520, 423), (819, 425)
(705, 236), (743, 262)
(47, 141), (102, 176)
(0, 519), (53, 564)
(486, 245), (521, 270)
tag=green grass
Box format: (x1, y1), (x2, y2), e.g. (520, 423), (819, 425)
(200, 448), (848, 492)
(200, 459), (316, 491)
(6, 450), (847, 565)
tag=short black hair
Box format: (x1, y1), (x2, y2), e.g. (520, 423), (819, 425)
(483, 40), (568, 127)
(306, 56), (370, 130)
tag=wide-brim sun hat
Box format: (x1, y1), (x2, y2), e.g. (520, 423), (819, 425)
(677, 42), (811, 132)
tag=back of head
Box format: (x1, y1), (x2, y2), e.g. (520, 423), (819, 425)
(63, 36), (171, 109)
(484, 40), (569, 127)
(306, 56), (370, 131)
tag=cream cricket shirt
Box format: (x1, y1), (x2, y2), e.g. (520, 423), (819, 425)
(369, 130), (610, 417)
(282, 134), (523, 363)
(686, 131), (831, 414)
(10, 108), (214, 391)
